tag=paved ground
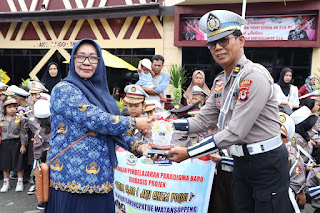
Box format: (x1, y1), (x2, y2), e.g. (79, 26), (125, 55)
(0, 179), (316, 213)
(0, 179), (43, 213)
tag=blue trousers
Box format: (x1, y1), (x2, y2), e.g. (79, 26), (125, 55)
(233, 144), (291, 213)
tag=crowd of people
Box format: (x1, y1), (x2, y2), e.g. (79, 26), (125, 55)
(2, 9), (320, 213)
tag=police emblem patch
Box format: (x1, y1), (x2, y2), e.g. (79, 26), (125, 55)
(279, 114), (286, 123)
(317, 172), (320, 179)
(295, 165), (302, 174)
(32, 82), (36, 87)
(207, 14), (220, 32)
(238, 79), (252, 103)
(131, 86), (136, 92)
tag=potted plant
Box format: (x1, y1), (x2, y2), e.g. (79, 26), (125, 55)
(168, 64), (188, 104)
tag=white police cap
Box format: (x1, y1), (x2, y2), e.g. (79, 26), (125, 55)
(290, 106), (311, 125)
(192, 85), (209, 96)
(141, 58), (152, 71)
(279, 112), (295, 140)
(0, 82), (8, 90)
(123, 85), (149, 104)
(199, 10), (246, 42)
(34, 100), (51, 118)
(8, 85), (30, 98)
(29, 81), (48, 93)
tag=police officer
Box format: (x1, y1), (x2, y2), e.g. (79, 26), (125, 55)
(166, 10), (290, 212)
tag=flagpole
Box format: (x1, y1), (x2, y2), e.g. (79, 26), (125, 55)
(241, 0), (247, 32)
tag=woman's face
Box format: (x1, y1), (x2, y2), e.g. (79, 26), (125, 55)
(312, 101), (320, 113)
(194, 73), (204, 87)
(283, 72), (292, 83)
(49, 64), (58, 77)
(74, 43), (98, 79)
(310, 78), (316, 85)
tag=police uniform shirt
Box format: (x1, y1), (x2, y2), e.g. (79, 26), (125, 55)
(305, 165), (320, 209)
(25, 104), (40, 134)
(291, 132), (313, 164)
(187, 55), (280, 148)
(0, 114), (28, 145)
(171, 133), (203, 148)
(286, 143), (306, 194)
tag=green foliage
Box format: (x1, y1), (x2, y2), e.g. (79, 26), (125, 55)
(0, 70), (7, 83)
(169, 65), (188, 103)
(116, 99), (125, 112)
(19, 78), (34, 88)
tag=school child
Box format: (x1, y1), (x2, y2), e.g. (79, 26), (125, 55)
(291, 106), (318, 165)
(279, 112), (307, 212)
(305, 165), (320, 213)
(191, 85), (209, 106)
(136, 59), (166, 102)
(145, 100), (161, 117)
(166, 103), (184, 120)
(123, 85), (151, 144)
(170, 101), (203, 147)
(32, 99), (51, 210)
(8, 85), (33, 184)
(0, 95), (28, 192)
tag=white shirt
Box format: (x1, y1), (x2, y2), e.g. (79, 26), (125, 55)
(274, 84), (299, 108)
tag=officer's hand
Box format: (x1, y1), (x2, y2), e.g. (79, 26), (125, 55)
(210, 152), (222, 163)
(165, 147), (189, 163)
(295, 191), (306, 208)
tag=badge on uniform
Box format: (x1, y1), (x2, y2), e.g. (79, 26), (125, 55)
(295, 165), (302, 174)
(292, 137), (296, 145)
(214, 80), (223, 92)
(238, 79), (252, 103)
(217, 101), (221, 109)
(233, 65), (241, 73)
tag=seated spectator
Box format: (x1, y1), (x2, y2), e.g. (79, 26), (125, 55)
(183, 70), (210, 105)
(299, 76), (316, 102)
(275, 68), (299, 109)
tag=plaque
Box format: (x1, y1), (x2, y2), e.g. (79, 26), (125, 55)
(147, 119), (175, 158)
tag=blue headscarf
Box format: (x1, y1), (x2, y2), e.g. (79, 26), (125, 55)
(305, 76), (316, 93)
(64, 38), (128, 168)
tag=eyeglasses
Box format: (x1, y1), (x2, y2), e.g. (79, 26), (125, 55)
(207, 36), (238, 50)
(74, 55), (100, 64)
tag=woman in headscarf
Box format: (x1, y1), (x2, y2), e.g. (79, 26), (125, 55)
(274, 67), (299, 109)
(41, 62), (62, 94)
(45, 39), (156, 213)
(183, 70), (210, 105)
(298, 76), (316, 101)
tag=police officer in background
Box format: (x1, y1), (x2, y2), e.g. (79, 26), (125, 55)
(166, 10), (291, 213)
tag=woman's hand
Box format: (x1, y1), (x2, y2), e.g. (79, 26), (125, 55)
(288, 102), (295, 109)
(135, 116), (157, 131)
(137, 144), (162, 161)
(20, 145), (26, 154)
